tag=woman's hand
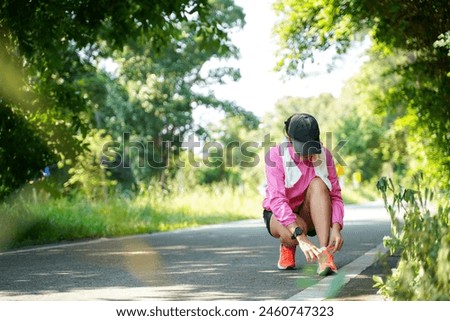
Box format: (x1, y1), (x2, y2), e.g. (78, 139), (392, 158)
(328, 223), (344, 253)
(297, 235), (321, 263)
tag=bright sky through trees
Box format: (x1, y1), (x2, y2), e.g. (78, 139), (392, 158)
(204, 0), (371, 118)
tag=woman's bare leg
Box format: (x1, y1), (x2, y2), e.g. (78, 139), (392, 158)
(298, 177), (332, 247)
(269, 215), (298, 247)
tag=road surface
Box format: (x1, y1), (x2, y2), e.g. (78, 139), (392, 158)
(0, 202), (391, 300)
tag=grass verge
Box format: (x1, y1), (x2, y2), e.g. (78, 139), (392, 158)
(341, 183), (380, 205)
(0, 185), (261, 250)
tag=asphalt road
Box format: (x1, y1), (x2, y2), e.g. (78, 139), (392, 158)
(0, 202), (391, 300)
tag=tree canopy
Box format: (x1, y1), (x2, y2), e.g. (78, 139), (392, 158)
(0, 0), (257, 198)
(273, 0), (450, 186)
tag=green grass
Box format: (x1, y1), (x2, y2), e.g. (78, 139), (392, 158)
(341, 183), (380, 205)
(0, 182), (380, 251)
(0, 185), (261, 250)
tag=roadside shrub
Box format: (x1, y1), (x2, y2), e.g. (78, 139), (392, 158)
(374, 174), (450, 300)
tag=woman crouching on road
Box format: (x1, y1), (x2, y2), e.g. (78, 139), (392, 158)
(262, 113), (344, 275)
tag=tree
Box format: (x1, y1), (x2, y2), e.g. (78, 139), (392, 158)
(0, 0), (248, 198)
(273, 0), (450, 186)
(272, 1), (450, 301)
(273, 0), (449, 74)
(194, 115), (259, 187)
(89, 0), (258, 189)
(0, 103), (56, 197)
(1, 0), (225, 138)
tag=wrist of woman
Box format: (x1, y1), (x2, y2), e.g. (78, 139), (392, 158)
(296, 234), (309, 244)
(332, 222), (342, 231)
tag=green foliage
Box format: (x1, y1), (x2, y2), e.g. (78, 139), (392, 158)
(92, 1), (257, 189)
(0, 103), (55, 199)
(273, 0), (362, 76)
(375, 175), (450, 300)
(332, 52), (402, 182)
(273, 0), (450, 187)
(64, 129), (119, 199)
(272, 1), (450, 298)
(0, 0), (249, 197)
(273, 0), (450, 75)
(199, 116), (258, 183)
(1, 0), (222, 66)
(334, 49), (449, 188)
(434, 31), (450, 64)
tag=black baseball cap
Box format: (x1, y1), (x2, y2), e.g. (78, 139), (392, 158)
(286, 113), (321, 155)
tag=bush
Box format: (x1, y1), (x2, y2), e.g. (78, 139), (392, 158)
(374, 174), (450, 300)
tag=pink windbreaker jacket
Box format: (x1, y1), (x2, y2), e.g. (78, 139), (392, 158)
(262, 142), (344, 228)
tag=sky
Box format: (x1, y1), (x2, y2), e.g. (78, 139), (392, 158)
(201, 0), (371, 119)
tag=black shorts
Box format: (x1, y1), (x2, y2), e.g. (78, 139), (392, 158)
(262, 210), (317, 237)
(263, 210), (274, 237)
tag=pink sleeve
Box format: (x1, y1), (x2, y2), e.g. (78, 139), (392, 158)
(325, 149), (345, 228)
(264, 147), (297, 227)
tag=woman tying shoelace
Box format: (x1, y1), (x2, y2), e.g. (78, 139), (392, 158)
(262, 113), (345, 275)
